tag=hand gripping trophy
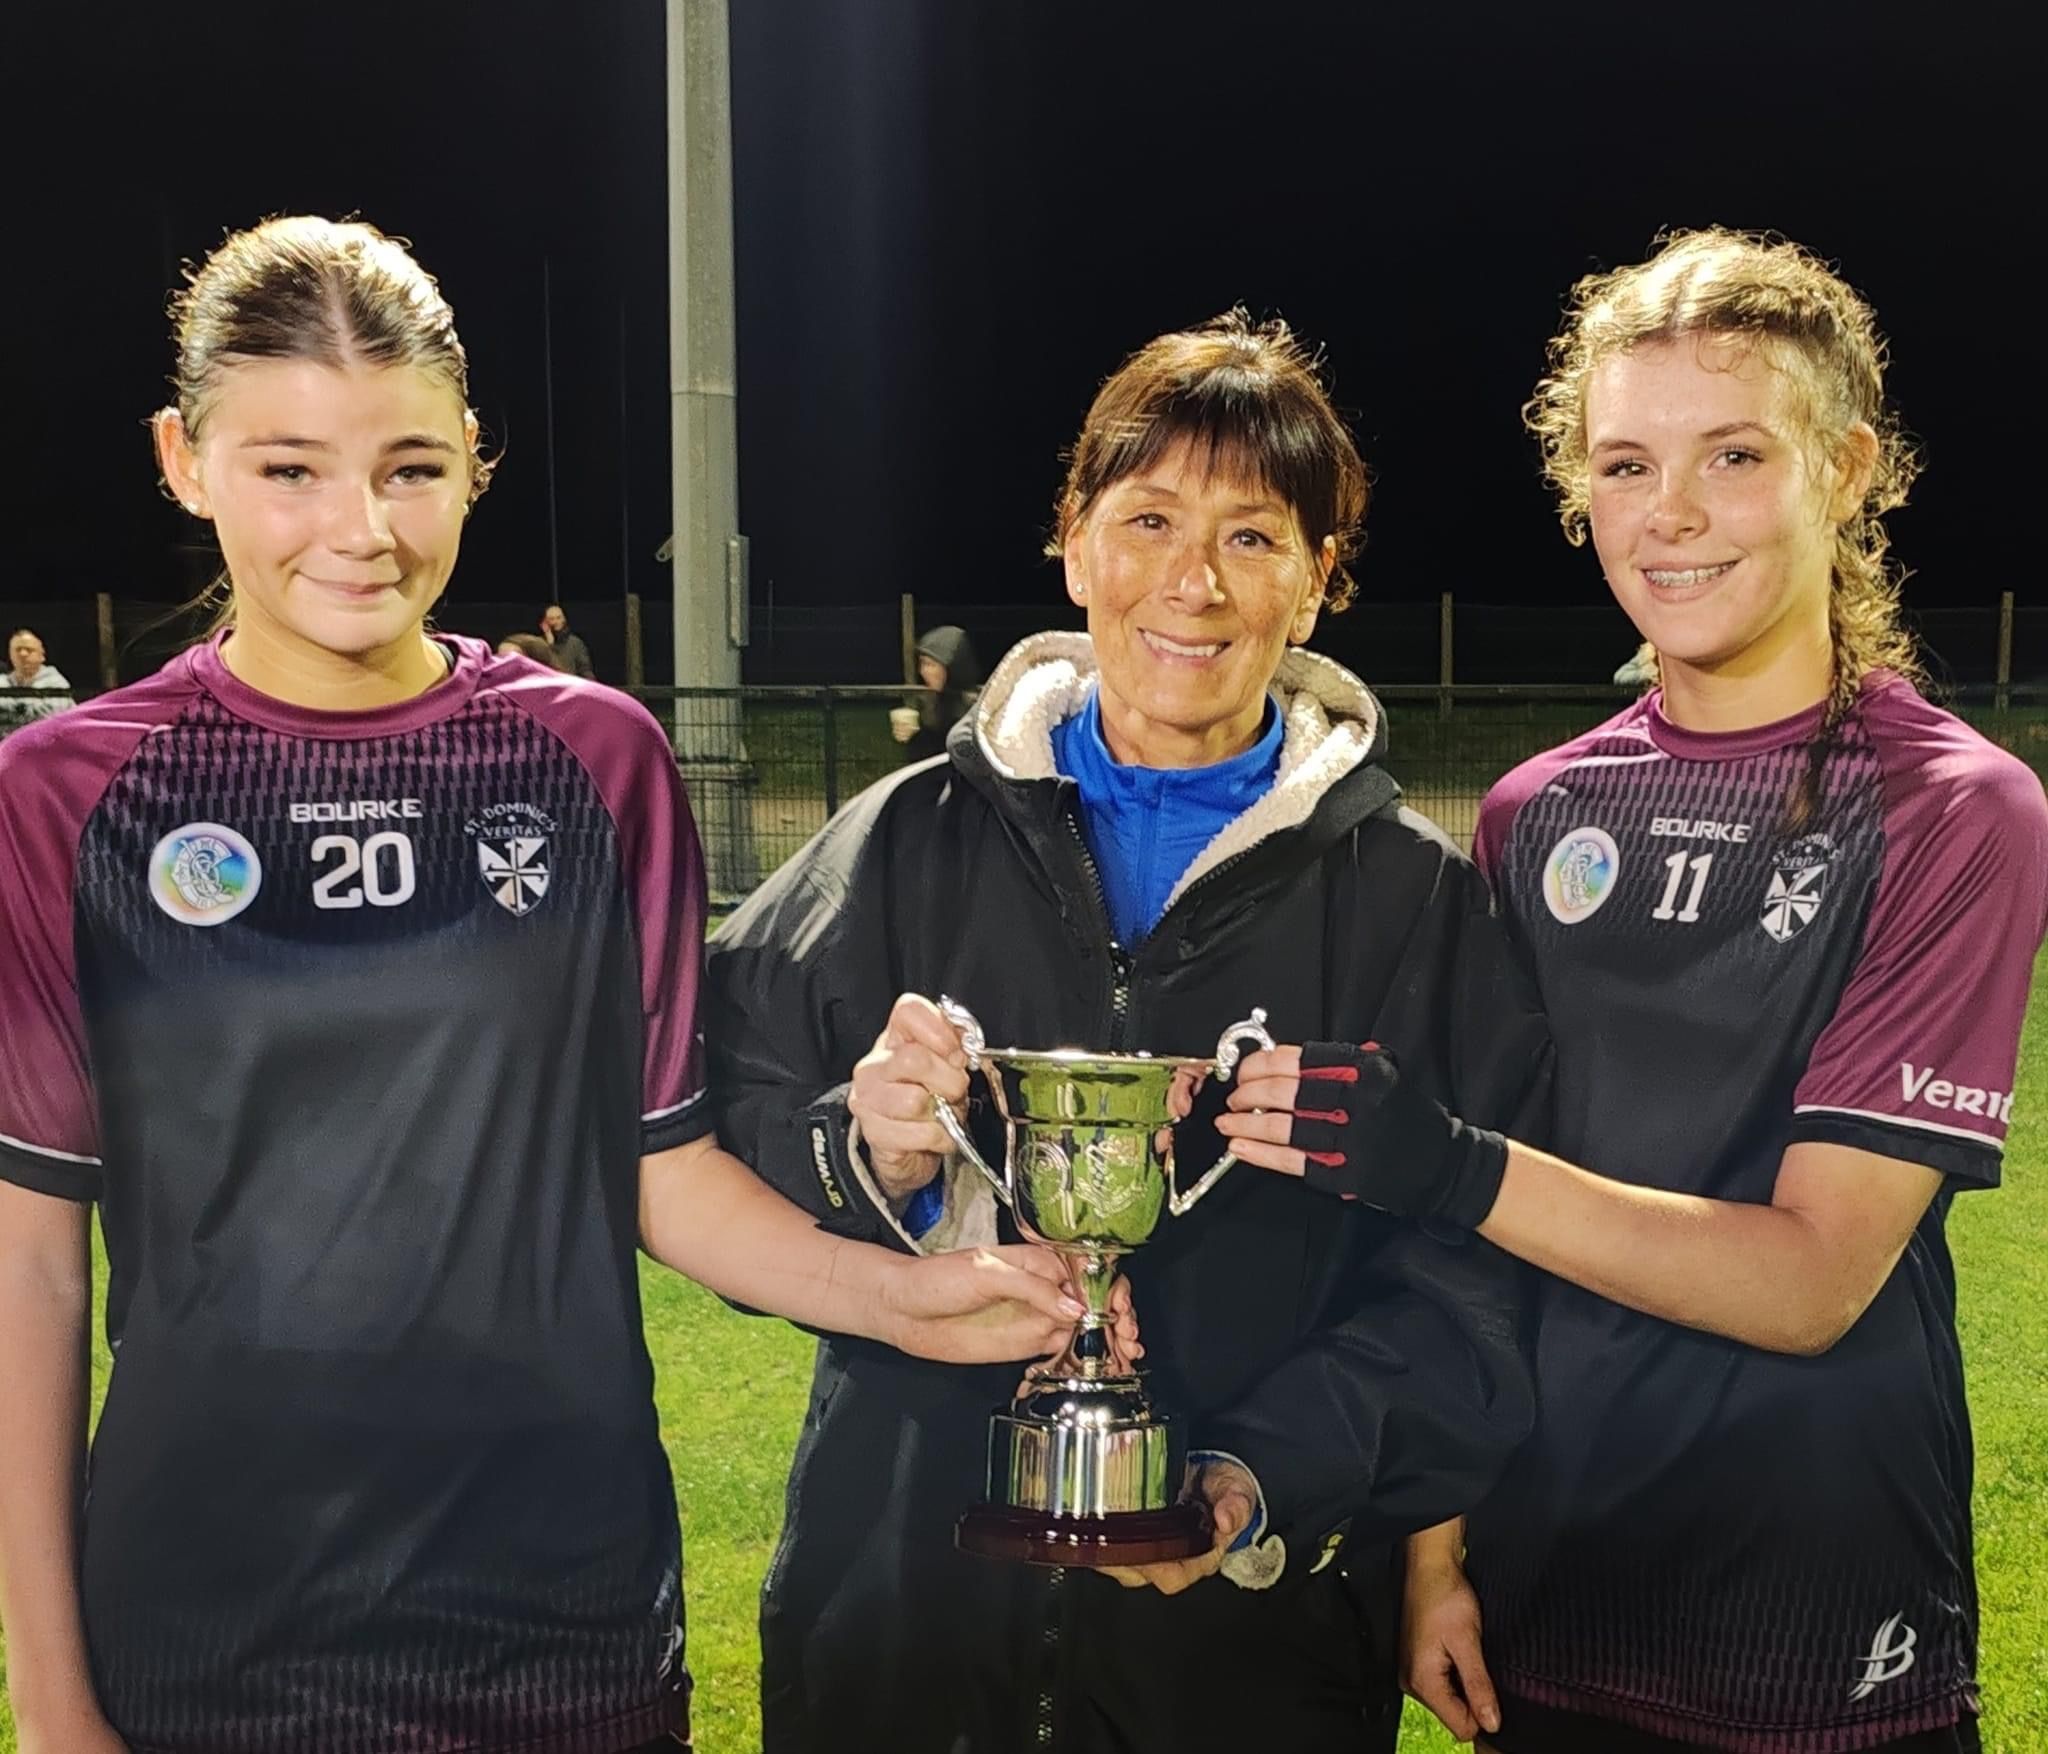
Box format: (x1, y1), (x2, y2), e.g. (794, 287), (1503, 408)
(932, 997), (1275, 1566)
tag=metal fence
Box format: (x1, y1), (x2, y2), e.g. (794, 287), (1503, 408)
(732, 599), (2048, 689)
(644, 685), (931, 895)
(640, 683), (2048, 904)
(10, 594), (2043, 692)
(11, 680), (2044, 907)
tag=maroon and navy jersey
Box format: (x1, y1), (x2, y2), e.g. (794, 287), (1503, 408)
(1467, 675), (2048, 1753)
(0, 636), (710, 1754)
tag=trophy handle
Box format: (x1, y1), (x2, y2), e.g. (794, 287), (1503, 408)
(1212, 1007), (1275, 1080)
(932, 995), (1013, 1211)
(1166, 1007), (1276, 1217)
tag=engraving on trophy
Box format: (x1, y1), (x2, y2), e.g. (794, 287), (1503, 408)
(1019, 1137), (1076, 1234)
(1072, 1135), (1147, 1221)
(1022, 1134), (1152, 1236)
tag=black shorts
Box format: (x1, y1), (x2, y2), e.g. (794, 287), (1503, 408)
(1483, 1695), (1982, 1754)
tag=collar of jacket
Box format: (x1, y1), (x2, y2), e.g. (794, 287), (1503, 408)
(954, 630), (1395, 914)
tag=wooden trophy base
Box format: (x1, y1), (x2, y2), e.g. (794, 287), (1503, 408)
(955, 1498), (1213, 1567)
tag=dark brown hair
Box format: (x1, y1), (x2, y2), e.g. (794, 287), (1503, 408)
(168, 214), (491, 502)
(1048, 309), (1369, 613)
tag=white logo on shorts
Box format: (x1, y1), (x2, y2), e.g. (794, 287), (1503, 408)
(1848, 1610), (1917, 1700)
(658, 1616), (685, 1678)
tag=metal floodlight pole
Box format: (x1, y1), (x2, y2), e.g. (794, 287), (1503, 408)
(667, 0), (756, 895)
(542, 256), (561, 601)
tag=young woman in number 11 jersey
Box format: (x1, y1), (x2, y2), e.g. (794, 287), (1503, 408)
(1217, 229), (2048, 1754)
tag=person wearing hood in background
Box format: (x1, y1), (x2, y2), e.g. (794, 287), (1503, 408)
(705, 311), (1551, 1754)
(539, 602), (596, 679)
(894, 623), (983, 763)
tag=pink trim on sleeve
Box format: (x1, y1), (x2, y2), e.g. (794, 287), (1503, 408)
(0, 665), (201, 1197)
(1474, 700), (1653, 881)
(1791, 683), (2048, 1166)
(497, 668), (711, 1147)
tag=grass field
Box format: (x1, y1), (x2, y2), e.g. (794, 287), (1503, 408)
(3, 953), (2043, 1753)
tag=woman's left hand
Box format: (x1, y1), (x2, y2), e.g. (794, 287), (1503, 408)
(1099, 1458), (1259, 1595)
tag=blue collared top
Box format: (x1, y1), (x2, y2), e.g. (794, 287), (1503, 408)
(1049, 686), (1284, 947)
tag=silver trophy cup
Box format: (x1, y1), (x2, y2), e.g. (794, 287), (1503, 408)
(933, 997), (1275, 1566)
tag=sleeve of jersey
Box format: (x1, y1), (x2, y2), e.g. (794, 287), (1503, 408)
(1472, 752), (1561, 888)
(531, 691), (715, 1155)
(627, 733), (715, 1154)
(1790, 757), (2048, 1186)
(0, 733), (104, 1200)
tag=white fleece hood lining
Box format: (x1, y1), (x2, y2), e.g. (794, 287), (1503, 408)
(973, 631), (1380, 909)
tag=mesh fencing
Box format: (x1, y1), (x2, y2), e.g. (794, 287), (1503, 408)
(10, 677), (2043, 906)
(12, 597), (2037, 693)
(636, 683), (2048, 903)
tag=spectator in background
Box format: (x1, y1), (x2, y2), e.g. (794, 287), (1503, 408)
(2, 629), (74, 728)
(496, 632), (566, 668)
(539, 603), (596, 679)
(890, 623), (981, 762)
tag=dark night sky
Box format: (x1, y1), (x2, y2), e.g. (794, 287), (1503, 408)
(11, 3), (2035, 681)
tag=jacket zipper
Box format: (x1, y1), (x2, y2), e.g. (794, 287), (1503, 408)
(1060, 807), (1131, 1050)
(1035, 805), (1122, 1747)
(1108, 947), (1132, 1051)
(1027, 728), (1349, 1743)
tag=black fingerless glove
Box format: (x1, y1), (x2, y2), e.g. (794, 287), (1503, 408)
(1288, 1042), (1508, 1229)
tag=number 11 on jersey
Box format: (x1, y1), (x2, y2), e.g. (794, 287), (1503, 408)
(1652, 851), (1713, 923)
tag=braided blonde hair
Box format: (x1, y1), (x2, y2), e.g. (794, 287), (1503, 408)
(1525, 230), (1923, 823)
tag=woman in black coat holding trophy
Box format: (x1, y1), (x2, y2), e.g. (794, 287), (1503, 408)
(705, 311), (1549, 1754)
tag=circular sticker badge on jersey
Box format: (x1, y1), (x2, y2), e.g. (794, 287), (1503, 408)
(1542, 826), (1620, 925)
(149, 822), (263, 927)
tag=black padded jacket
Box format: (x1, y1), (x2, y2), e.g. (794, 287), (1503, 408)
(705, 635), (1550, 1754)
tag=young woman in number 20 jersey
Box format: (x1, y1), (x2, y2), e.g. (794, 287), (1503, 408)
(0, 215), (1097, 1754)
